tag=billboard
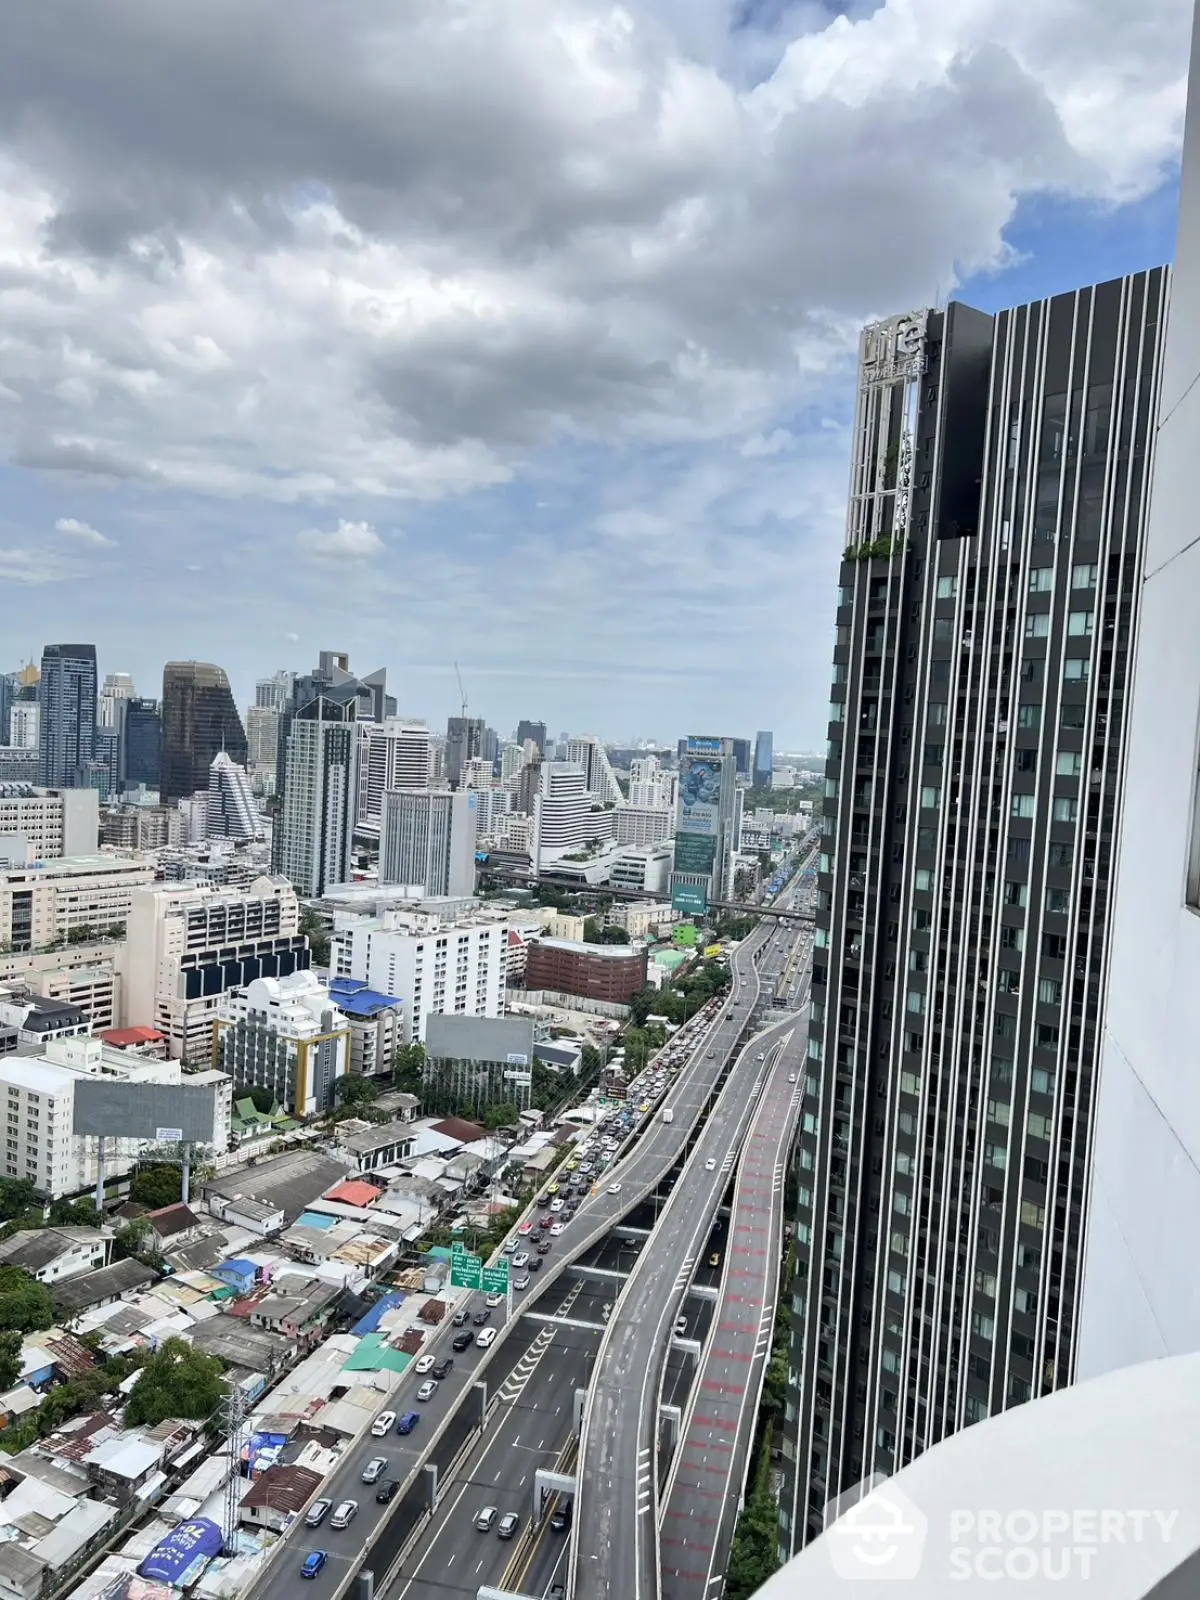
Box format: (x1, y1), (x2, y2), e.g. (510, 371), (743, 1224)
(138, 1519), (224, 1586)
(672, 924), (698, 947)
(73, 1079), (224, 1144)
(672, 882), (708, 916)
(678, 756), (723, 838)
(673, 833), (716, 875)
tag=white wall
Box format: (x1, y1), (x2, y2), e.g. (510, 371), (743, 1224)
(1078, 3), (1200, 1378)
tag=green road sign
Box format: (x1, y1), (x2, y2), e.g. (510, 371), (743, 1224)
(451, 1249), (482, 1291)
(481, 1260), (510, 1296)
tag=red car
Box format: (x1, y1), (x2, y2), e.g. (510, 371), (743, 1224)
(539, 1215), (553, 1230)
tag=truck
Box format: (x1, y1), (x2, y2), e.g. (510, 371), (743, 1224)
(661, 1108), (674, 1124)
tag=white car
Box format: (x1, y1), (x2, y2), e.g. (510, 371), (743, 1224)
(705, 1158), (716, 1170)
(416, 1380), (437, 1401)
(607, 1182), (622, 1194)
(788, 1073), (797, 1083)
(549, 1198), (565, 1213)
(371, 1411), (396, 1436)
(549, 1222), (565, 1236)
(486, 1293), (505, 1308)
(414, 1355), (436, 1375)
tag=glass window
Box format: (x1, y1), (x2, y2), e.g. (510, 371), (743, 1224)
(1003, 881), (1028, 907)
(906, 990), (925, 1015)
(1022, 1201), (1046, 1229)
(1027, 1111), (1053, 1141)
(1012, 794), (1036, 818)
(1025, 612), (1051, 638)
(1060, 704), (1086, 728)
(1000, 926), (1024, 952)
(900, 1071), (920, 1095)
(1045, 887), (1070, 914)
(1056, 751), (1082, 777)
(1037, 1022), (1060, 1048)
(933, 617), (953, 642)
(1018, 704), (1040, 728)
(1071, 563), (1098, 589)
(936, 576), (957, 599)
(915, 869), (932, 892)
(920, 787), (939, 810)
(928, 702), (947, 726)
(1028, 568), (1054, 593)
(1053, 797), (1078, 822)
(1038, 977), (1062, 1006)
(1064, 657), (1091, 680)
(828, 701), (844, 723)
(1067, 610), (1094, 637)
(1032, 1067), (1055, 1095)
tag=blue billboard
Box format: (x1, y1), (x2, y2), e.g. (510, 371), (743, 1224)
(138, 1519), (224, 1585)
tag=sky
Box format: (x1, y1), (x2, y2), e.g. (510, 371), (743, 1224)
(0, 0), (1193, 750)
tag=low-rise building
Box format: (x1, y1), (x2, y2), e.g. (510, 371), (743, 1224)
(239, 1464), (324, 1532)
(326, 978), (403, 1078)
(604, 897), (674, 938)
(0, 944), (121, 1035)
(0, 854), (154, 953)
(608, 845), (674, 898)
(523, 939), (648, 1007)
(0, 787), (98, 861)
(0, 1227), (110, 1284)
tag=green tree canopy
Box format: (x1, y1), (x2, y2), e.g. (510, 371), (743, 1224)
(0, 1267), (53, 1334)
(0, 1330), (22, 1390)
(124, 1337), (228, 1428)
(482, 1101), (519, 1130)
(298, 907), (330, 967)
(334, 1074), (379, 1108)
(130, 1164), (182, 1210)
(392, 1042), (426, 1091)
(235, 1083), (276, 1114)
(0, 1180), (36, 1224)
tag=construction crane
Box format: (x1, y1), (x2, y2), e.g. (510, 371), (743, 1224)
(454, 661), (468, 719)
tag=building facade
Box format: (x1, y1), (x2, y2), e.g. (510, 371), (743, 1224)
(566, 737), (623, 803)
(273, 684), (358, 897)
(160, 662), (247, 805)
(523, 938), (647, 1005)
(215, 973), (348, 1117)
(781, 274), (1167, 1554)
(122, 698), (161, 792)
(38, 645), (97, 789)
(671, 735), (740, 913)
(379, 789), (477, 897)
(515, 720), (546, 756)
(0, 855), (154, 951)
(532, 762), (602, 867)
(357, 719), (432, 827)
(206, 752), (262, 840)
(332, 911), (507, 1044)
(0, 786), (98, 861)
(754, 730), (774, 786)
(445, 716), (486, 788)
(326, 978), (404, 1078)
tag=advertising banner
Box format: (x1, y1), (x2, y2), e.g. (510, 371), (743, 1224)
(674, 833), (716, 875)
(678, 755), (723, 837)
(672, 882), (708, 916)
(672, 924), (699, 947)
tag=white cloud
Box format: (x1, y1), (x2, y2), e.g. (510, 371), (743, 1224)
(296, 518), (385, 560)
(0, 547), (76, 583)
(54, 515), (115, 546)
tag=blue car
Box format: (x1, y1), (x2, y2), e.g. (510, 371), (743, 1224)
(301, 1551), (327, 1579)
(396, 1411), (420, 1435)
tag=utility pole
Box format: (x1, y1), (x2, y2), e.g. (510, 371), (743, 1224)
(222, 1382), (248, 1554)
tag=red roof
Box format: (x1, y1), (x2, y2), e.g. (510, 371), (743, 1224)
(324, 1180), (380, 1209)
(430, 1116), (488, 1144)
(100, 1026), (166, 1047)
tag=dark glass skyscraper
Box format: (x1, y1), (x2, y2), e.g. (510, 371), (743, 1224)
(160, 661), (247, 804)
(781, 270), (1167, 1554)
(123, 698), (162, 791)
(516, 719), (547, 755)
(754, 730), (773, 785)
(38, 643), (97, 787)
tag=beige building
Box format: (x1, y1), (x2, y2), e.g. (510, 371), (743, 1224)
(0, 787), (99, 862)
(0, 855), (154, 952)
(120, 876), (304, 1063)
(545, 911), (587, 942)
(0, 943), (121, 1033)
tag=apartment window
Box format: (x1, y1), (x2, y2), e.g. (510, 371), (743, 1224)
(1000, 926), (1024, 951)
(1014, 1287), (1037, 1316)
(928, 703), (947, 726)
(807, 1037), (822, 1060)
(987, 1098), (1011, 1127)
(909, 950), (928, 973)
(976, 1271), (997, 1297)
(933, 617), (953, 643)
(1003, 881), (1028, 908)
(900, 1070), (920, 1095)
(914, 870), (933, 892)
(1012, 794), (1036, 819)
(906, 991), (925, 1015)
(1052, 798), (1078, 823)
(813, 926), (828, 948)
(1027, 1111), (1053, 1141)
(896, 1151), (913, 1176)
(1038, 977), (1063, 1006)
(997, 969), (1020, 993)
(1072, 563), (1098, 588)
(824, 778), (839, 799)
(984, 1144), (1007, 1170)
(1045, 887), (1070, 914)
(882, 1348), (900, 1374)
(936, 576), (957, 599)
(1056, 752), (1082, 777)
(1021, 659), (1041, 682)
(887, 1270), (906, 1296)
(1025, 612), (1051, 639)
(1021, 1201), (1046, 1229)
(972, 1312), (995, 1340)
(920, 787), (940, 811)
(1064, 658), (1091, 680)
(1028, 567), (1054, 593)
(1067, 610), (1094, 637)
(1015, 749), (1037, 773)
(829, 702), (844, 723)
(1037, 1022), (1061, 1049)
(898, 1111), (916, 1135)
(1018, 704), (1040, 728)
(893, 1192), (910, 1216)
(903, 1033), (923, 1054)
(912, 909), (932, 930)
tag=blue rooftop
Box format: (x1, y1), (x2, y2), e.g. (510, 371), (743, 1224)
(329, 978), (403, 1017)
(350, 1290), (406, 1336)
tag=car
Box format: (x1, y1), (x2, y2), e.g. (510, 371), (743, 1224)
(707, 1048), (716, 1057)
(371, 1410), (396, 1436)
(477, 1327), (497, 1349)
(503, 1239), (518, 1255)
(512, 1251), (530, 1269)
(497, 1511), (520, 1540)
(432, 1357), (454, 1380)
(452, 1330), (474, 1351)
(476, 1506), (498, 1532)
(674, 1316), (687, 1337)
(550, 1502), (572, 1532)
(486, 1292), (505, 1308)
(549, 1586), (566, 1600)
(416, 1380), (437, 1402)
(539, 1215), (553, 1230)
(608, 1182), (622, 1193)
(564, 1159), (578, 1171)
(305, 1498), (332, 1528)
(549, 1223), (565, 1237)
(639, 1102), (650, 1114)
(549, 1198), (564, 1213)
(473, 1308), (491, 1325)
(546, 1182), (560, 1195)
(757, 1051), (765, 1061)
(565, 1200), (580, 1214)
(416, 1353), (438, 1374)
(376, 1478), (400, 1503)
(362, 1455), (388, 1484)
(622, 1235), (639, 1248)
(709, 1251), (722, 1268)
(536, 1239), (551, 1255)
(528, 1256), (543, 1272)
(705, 1158), (716, 1170)
(301, 1551), (327, 1579)
(452, 1309), (471, 1327)
(602, 1301), (612, 1321)
(396, 1411), (420, 1435)
(788, 1072), (797, 1083)
(514, 1273), (530, 1289)
(518, 1220), (534, 1236)
(536, 1193), (551, 1207)
(330, 1500), (358, 1529)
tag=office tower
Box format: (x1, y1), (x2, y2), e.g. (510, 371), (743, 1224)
(445, 715), (486, 787)
(1078, 21), (1200, 1382)
(246, 704), (280, 772)
(273, 681), (359, 896)
(0, 674), (14, 747)
(123, 698), (162, 792)
(361, 666), (395, 723)
(10, 694), (39, 752)
(379, 789), (477, 897)
(532, 762), (596, 867)
(38, 644), (97, 788)
(516, 754), (543, 819)
(781, 272), (1167, 1553)
(160, 661), (247, 805)
(98, 671), (135, 730)
(206, 751), (263, 840)
(255, 669), (296, 711)
(357, 720), (433, 827)
(730, 736), (751, 776)
(754, 730), (774, 786)
(516, 720), (546, 756)
(500, 742), (525, 782)
(629, 753), (677, 810)
(566, 736), (623, 803)
(670, 736), (740, 913)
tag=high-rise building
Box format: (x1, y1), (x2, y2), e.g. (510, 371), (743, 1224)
(122, 698), (162, 792)
(0, 787), (98, 862)
(445, 715), (486, 787)
(206, 751), (263, 841)
(332, 910), (507, 1044)
(500, 742), (526, 782)
(781, 273), (1167, 1553)
(10, 696), (39, 752)
(273, 682), (359, 896)
(516, 720), (546, 756)
(255, 670), (296, 711)
(567, 736), (623, 804)
(670, 735), (740, 913)
(0, 674), (13, 747)
(98, 671), (135, 731)
(160, 662), (247, 805)
(379, 789), (477, 897)
(357, 719), (432, 827)
(753, 730), (773, 786)
(533, 762), (595, 867)
(1078, 19), (1200, 1383)
(37, 645), (97, 789)
(629, 753), (677, 810)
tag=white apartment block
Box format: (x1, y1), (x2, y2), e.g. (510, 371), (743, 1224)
(216, 972), (348, 1118)
(611, 805), (673, 849)
(494, 812), (533, 853)
(0, 854), (154, 951)
(9, 702), (39, 752)
(333, 910), (507, 1045)
(0, 786), (99, 862)
(609, 843), (673, 896)
(604, 899), (676, 938)
(380, 789), (477, 898)
(357, 719), (433, 827)
(627, 754), (678, 811)
(120, 875), (304, 1064)
(566, 737), (623, 803)
(206, 752), (263, 841)
(533, 762), (608, 867)
(459, 757), (494, 791)
(467, 784), (509, 841)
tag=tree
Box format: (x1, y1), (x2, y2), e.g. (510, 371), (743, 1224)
(113, 1218), (159, 1264)
(0, 1180), (36, 1224)
(0, 1267), (53, 1334)
(235, 1084), (276, 1114)
(299, 907), (330, 968)
(48, 1198), (100, 1228)
(130, 1164), (182, 1210)
(482, 1101), (519, 1131)
(125, 1337), (228, 1428)
(334, 1075), (379, 1109)
(0, 1331), (22, 1390)
(392, 1042), (427, 1091)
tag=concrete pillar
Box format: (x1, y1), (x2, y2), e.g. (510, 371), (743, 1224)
(422, 1462), (438, 1509)
(660, 1403), (681, 1455)
(471, 1379), (488, 1431)
(353, 1574), (374, 1600)
(574, 1388), (588, 1435)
